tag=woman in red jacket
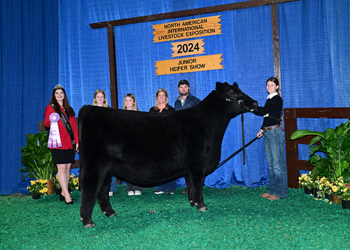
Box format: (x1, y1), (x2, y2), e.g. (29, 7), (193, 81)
(44, 84), (79, 204)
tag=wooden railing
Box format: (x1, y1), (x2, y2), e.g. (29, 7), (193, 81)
(284, 108), (350, 188)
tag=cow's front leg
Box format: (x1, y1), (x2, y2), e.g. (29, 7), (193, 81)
(184, 175), (194, 205)
(97, 172), (116, 217)
(194, 187), (207, 212)
(187, 174), (207, 212)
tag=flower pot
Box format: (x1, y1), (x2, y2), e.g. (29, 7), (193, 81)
(341, 200), (350, 209)
(54, 188), (62, 195)
(32, 194), (41, 200)
(46, 178), (55, 195)
(304, 188), (314, 195)
(332, 194), (341, 204)
(314, 189), (322, 198)
(325, 193), (333, 201)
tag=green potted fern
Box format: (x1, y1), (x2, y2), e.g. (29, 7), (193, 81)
(290, 121), (350, 183)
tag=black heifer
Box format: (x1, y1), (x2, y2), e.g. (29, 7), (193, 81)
(78, 82), (257, 227)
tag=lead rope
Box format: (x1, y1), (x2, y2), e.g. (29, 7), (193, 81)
(241, 114), (245, 165)
(216, 137), (258, 169)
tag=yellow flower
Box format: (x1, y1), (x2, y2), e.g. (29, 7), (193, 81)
(332, 186), (338, 192)
(40, 179), (47, 184)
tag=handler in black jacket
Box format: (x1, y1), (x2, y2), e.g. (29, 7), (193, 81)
(253, 77), (288, 200)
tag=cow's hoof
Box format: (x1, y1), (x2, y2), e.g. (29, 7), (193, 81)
(198, 206), (207, 212)
(84, 223), (95, 228)
(103, 210), (116, 217)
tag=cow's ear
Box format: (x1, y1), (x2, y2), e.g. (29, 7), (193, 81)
(216, 82), (226, 97)
(216, 82), (224, 91)
(233, 82), (239, 88)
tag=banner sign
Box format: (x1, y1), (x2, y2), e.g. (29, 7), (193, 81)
(171, 39), (205, 57)
(155, 54), (223, 75)
(152, 15), (222, 43)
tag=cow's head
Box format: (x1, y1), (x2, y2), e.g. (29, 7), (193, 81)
(216, 82), (258, 113)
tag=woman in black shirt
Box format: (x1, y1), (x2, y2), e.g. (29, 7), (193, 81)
(254, 77), (288, 200)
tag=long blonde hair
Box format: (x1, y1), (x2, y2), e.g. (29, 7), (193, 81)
(123, 93), (138, 110)
(153, 88), (170, 110)
(92, 89), (109, 107)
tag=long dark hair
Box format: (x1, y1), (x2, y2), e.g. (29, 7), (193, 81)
(266, 77), (281, 96)
(49, 86), (75, 117)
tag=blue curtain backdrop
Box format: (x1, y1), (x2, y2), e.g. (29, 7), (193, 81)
(0, 0), (59, 194)
(1, 0), (349, 194)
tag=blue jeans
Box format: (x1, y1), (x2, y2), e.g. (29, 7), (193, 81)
(156, 180), (177, 192)
(126, 183), (143, 192)
(263, 127), (288, 198)
(110, 176), (117, 192)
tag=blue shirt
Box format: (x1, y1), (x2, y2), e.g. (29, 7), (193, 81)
(174, 93), (201, 111)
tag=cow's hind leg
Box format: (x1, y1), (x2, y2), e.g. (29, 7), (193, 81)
(80, 185), (97, 228)
(79, 159), (115, 227)
(80, 164), (104, 228)
(97, 171), (116, 217)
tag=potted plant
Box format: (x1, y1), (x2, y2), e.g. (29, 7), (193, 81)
(68, 173), (79, 192)
(53, 175), (61, 195)
(27, 179), (49, 199)
(312, 177), (323, 198)
(317, 176), (333, 201)
(290, 121), (350, 183)
(20, 129), (57, 194)
(332, 176), (350, 208)
(298, 172), (315, 194)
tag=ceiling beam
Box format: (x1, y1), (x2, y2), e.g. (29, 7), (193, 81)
(90, 0), (299, 29)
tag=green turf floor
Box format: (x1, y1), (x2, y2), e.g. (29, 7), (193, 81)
(1, 185), (350, 249)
